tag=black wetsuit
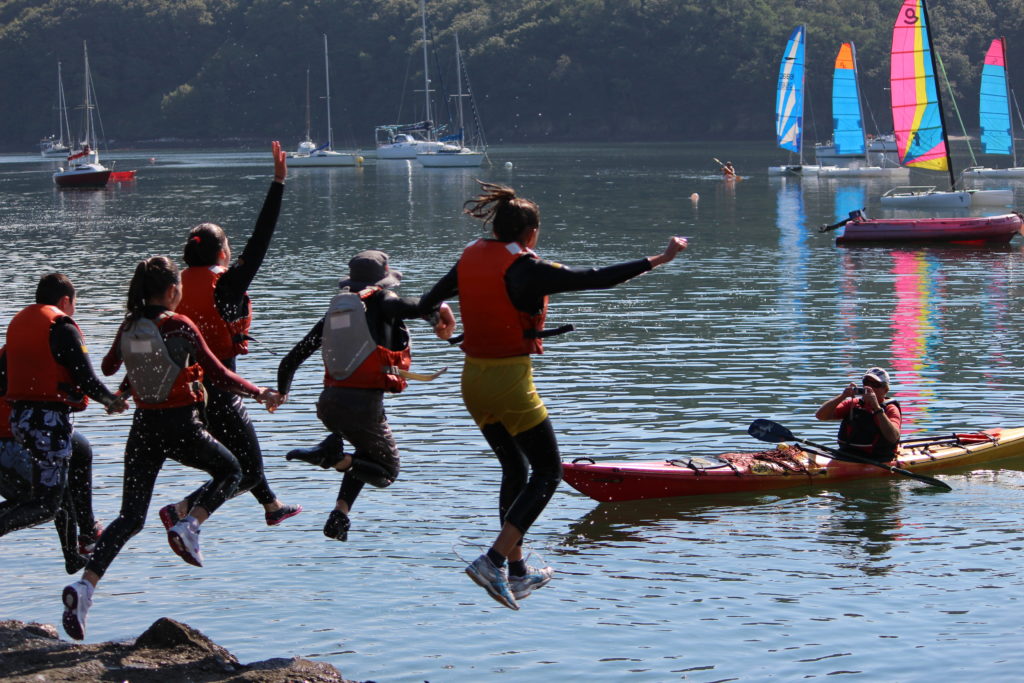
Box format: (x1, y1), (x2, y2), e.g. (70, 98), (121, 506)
(90, 306), (259, 578)
(0, 319), (115, 570)
(184, 181), (282, 509)
(419, 252), (653, 535)
(277, 289), (437, 509)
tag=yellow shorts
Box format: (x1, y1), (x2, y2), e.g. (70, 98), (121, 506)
(461, 355), (548, 436)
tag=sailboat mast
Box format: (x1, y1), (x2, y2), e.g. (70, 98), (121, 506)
(304, 68), (311, 142)
(82, 41), (93, 148)
(799, 32), (805, 167)
(1002, 36), (1017, 167)
(57, 61), (70, 146)
(920, 0), (957, 189)
(421, 0), (432, 140)
(455, 33), (465, 143)
(323, 34), (333, 150)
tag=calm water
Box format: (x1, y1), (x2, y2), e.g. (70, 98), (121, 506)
(2, 144), (1024, 681)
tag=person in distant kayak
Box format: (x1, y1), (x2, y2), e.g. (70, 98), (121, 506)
(722, 161), (736, 178)
(275, 250), (454, 542)
(0, 274), (127, 573)
(165, 141), (301, 531)
(419, 180), (688, 610)
(815, 366), (902, 462)
(62, 256), (284, 641)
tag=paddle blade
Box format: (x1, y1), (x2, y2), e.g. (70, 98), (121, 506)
(748, 419), (795, 443)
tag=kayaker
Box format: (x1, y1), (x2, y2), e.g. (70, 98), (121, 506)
(722, 161), (737, 178)
(814, 367), (902, 462)
(166, 141), (301, 531)
(275, 250), (454, 542)
(0, 274), (127, 573)
(418, 180), (688, 610)
(62, 256), (284, 641)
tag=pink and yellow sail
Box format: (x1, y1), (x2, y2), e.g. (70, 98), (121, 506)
(890, 0), (950, 171)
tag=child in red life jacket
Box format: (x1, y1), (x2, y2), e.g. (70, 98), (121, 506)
(276, 250), (454, 541)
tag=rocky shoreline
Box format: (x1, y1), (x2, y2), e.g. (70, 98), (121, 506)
(0, 617), (354, 682)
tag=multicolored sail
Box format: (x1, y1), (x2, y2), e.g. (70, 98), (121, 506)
(776, 25), (806, 157)
(832, 42), (866, 156)
(890, 0), (949, 170)
(979, 38), (1013, 157)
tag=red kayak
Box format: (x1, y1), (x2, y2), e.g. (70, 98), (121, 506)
(561, 427), (1024, 502)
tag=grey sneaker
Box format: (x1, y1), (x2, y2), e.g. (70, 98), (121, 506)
(168, 519), (204, 567)
(62, 579), (94, 640)
(465, 554), (519, 610)
(510, 564), (554, 600)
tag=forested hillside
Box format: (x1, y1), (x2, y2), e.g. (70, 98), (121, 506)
(3, 0), (1024, 151)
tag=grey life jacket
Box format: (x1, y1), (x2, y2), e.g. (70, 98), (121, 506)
(322, 287), (380, 381)
(121, 313), (182, 403)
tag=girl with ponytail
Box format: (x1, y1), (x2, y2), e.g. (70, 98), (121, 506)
(61, 256), (284, 641)
(420, 180), (688, 610)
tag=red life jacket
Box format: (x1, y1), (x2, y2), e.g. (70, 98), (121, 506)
(322, 288), (410, 393)
(121, 312), (204, 410)
(838, 399), (902, 460)
(4, 304), (88, 410)
(177, 265), (252, 361)
(456, 239), (548, 358)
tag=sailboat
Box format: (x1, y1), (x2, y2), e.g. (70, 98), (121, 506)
(287, 35), (361, 167)
(375, 0), (461, 160)
(40, 62), (71, 158)
(769, 26), (820, 176)
(832, 0), (1021, 243)
(54, 42), (114, 188)
(880, 0), (1010, 207)
(818, 43), (909, 178)
(963, 38), (1024, 178)
(417, 33), (486, 167)
(292, 68), (318, 156)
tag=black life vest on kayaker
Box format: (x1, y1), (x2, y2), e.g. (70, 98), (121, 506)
(838, 398), (902, 460)
(321, 286), (410, 393)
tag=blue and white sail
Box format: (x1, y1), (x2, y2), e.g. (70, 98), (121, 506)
(979, 38), (1013, 158)
(831, 42), (867, 156)
(776, 25), (806, 160)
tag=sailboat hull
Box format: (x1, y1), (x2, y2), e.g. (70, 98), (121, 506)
(964, 167), (1024, 178)
(287, 150), (362, 167)
(837, 212), (1022, 244)
(53, 166), (111, 188)
(417, 150), (483, 167)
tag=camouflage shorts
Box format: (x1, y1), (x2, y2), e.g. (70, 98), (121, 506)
(9, 404), (73, 489)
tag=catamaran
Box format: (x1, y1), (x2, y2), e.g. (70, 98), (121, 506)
(769, 26), (821, 176)
(963, 38), (1024, 178)
(817, 42), (909, 178)
(880, 0), (1010, 207)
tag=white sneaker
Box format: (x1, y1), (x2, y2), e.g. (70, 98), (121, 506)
(510, 564), (554, 600)
(465, 554), (519, 610)
(62, 579), (93, 640)
(168, 519), (204, 567)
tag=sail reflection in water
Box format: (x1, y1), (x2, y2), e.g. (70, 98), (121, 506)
(775, 179), (809, 351)
(889, 251), (940, 430)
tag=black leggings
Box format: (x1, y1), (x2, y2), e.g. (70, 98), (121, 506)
(0, 431), (94, 563)
(481, 418), (563, 535)
(185, 384), (275, 508)
(86, 405), (242, 578)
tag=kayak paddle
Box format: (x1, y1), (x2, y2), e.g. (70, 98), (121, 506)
(747, 419), (952, 491)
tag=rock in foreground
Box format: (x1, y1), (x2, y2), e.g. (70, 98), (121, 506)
(0, 617), (353, 682)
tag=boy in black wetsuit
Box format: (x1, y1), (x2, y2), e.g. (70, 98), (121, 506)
(0, 274), (127, 569)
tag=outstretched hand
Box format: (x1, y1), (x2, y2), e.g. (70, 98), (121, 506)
(434, 303), (456, 340)
(272, 141), (286, 183)
(648, 236), (688, 267)
(105, 394), (130, 415)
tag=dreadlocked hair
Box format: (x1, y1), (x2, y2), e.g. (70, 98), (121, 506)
(463, 180), (540, 242)
(126, 256), (180, 322)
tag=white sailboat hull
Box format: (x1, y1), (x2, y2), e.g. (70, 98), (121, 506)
(818, 166), (910, 178)
(417, 149), (483, 167)
(287, 150), (362, 167)
(879, 187), (1013, 208)
(378, 140), (459, 159)
(768, 164), (821, 176)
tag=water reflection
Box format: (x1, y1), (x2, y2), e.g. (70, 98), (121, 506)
(889, 251), (938, 430)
